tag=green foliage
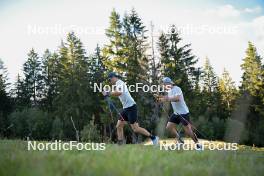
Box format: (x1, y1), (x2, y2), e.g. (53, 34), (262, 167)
(103, 9), (125, 74)
(88, 45), (107, 124)
(54, 32), (93, 139)
(51, 117), (64, 139)
(0, 59), (13, 136)
(81, 121), (101, 142)
(253, 118), (264, 146)
(8, 110), (28, 138)
(224, 118), (247, 144)
(40, 49), (59, 111)
(13, 74), (31, 109)
(195, 116), (226, 140)
(0, 59), (10, 92)
(241, 42), (263, 96)
(218, 69), (238, 114)
(9, 108), (52, 139)
(196, 58), (225, 122)
(202, 58), (218, 93)
(158, 27), (198, 93)
(23, 49), (42, 105)
(239, 42), (264, 146)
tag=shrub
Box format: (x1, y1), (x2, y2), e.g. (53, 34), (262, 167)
(8, 108), (52, 140)
(81, 121), (101, 142)
(51, 117), (64, 140)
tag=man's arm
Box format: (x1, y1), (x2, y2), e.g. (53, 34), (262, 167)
(110, 91), (122, 97)
(102, 81), (125, 97)
(157, 87), (182, 102)
(159, 95), (180, 102)
(167, 95), (180, 102)
(102, 90), (122, 97)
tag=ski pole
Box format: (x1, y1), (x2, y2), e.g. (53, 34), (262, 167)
(105, 96), (124, 121)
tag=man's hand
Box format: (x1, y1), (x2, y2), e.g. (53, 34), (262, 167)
(154, 94), (180, 102)
(156, 95), (169, 102)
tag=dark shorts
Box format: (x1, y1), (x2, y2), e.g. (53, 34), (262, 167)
(120, 104), (137, 124)
(169, 113), (190, 126)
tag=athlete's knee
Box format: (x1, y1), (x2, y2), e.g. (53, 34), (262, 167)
(116, 121), (124, 129)
(184, 126), (192, 135)
(132, 128), (139, 133)
(166, 123), (174, 131)
(185, 124), (192, 132)
(131, 124), (140, 133)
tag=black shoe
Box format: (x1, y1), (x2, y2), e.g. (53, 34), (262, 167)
(196, 143), (202, 150)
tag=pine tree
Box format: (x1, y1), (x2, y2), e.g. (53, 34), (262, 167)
(103, 9), (151, 120)
(158, 25), (199, 110)
(55, 32), (91, 139)
(41, 49), (59, 111)
(123, 9), (155, 130)
(239, 42), (264, 146)
(218, 68), (238, 111)
(102, 9), (126, 74)
(241, 42), (263, 97)
(104, 9), (154, 134)
(13, 74), (31, 109)
(200, 57), (220, 120)
(88, 45), (106, 121)
(123, 9), (149, 85)
(89, 45), (106, 87)
(23, 48), (42, 106)
(0, 59), (12, 136)
(202, 57), (218, 93)
(104, 9), (150, 85)
(158, 26), (198, 93)
(0, 59), (9, 92)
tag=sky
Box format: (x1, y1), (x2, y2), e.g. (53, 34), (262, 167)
(0, 0), (263, 86)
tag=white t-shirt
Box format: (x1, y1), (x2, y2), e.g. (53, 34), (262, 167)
(167, 86), (189, 114)
(115, 79), (136, 109)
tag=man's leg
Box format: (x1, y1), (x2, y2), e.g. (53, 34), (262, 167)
(130, 123), (158, 145)
(183, 124), (198, 143)
(116, 120), (126, 143)
(166, 114), (184, 143)
(166, 122), (181, 139)
(130, 122), (151, 137)
(127, 105), (158, 145)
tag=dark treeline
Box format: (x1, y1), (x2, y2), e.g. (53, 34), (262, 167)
(0, 9), (263, 146)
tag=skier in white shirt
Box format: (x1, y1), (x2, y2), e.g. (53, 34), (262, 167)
(103, 72), (159, 145)
(158, 77), (201, 149)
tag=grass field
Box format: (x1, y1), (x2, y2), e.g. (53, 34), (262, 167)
(0, 139), (264, 176)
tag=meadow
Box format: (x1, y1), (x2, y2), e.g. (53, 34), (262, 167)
(0, 139), (263, 176)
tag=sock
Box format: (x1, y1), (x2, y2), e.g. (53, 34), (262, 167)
(149, 135), (156, 140)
